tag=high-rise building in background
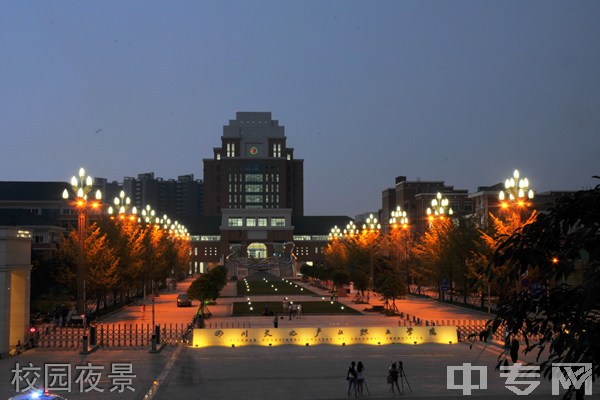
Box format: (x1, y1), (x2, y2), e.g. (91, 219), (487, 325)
(120, 173), (203, 221)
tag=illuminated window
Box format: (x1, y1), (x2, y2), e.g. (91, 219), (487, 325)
(293, 235), (311, 241)
(226, 142), (236, 157)
(246, 218), (256, 227)
(257, 218), (268, 227)
(246, 195), (263, 203)
(246, 184), (262, 193)
(271, 218), (286, 227)
(245, 174), (263, 183)
(228, 217), (243, 227)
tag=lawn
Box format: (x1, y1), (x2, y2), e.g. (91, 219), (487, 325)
(237, 278), (317, 296)
(231, 300), (361, 316)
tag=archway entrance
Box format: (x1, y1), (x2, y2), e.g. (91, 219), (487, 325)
(247, 243), (267, 259)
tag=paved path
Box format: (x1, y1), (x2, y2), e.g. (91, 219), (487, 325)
(205, 279), (492, 329)
(99, 277), (198, 326)
(154, 341), (599, 400)
(4, 277), (587, 400)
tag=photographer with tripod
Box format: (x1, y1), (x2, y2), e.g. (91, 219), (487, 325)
(388, 360), (412, 395)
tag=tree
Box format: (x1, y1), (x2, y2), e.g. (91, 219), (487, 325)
(413, 217), (452, 299)
(485, 183), (600, 394)
(187, 265), (228, 317)
(332, 269), (349, 292)
(374, 261), (405, 314)
(58, 224), (118, 314)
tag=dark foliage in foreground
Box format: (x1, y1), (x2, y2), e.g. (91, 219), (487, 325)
(483, 179), (600, 398)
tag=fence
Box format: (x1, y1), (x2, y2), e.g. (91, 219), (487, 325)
(395, 317), (531, 346)
(34, 323), (190, 350)
(412, 286), (498, 312)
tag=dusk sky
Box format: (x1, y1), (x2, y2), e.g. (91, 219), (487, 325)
(2, 1), (599, 217)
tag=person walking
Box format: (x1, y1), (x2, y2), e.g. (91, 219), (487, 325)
(346, 361), (357, 396)
(388, 361), (401, 394)
(273, 313), (278, 328)
(356, 361), (365, 396)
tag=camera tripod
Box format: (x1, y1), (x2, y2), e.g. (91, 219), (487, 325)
(398, 361), (412, 395)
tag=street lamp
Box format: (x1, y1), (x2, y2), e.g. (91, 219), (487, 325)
(328, 225), (343, 240)
(362, 214), (381, 292)
(344, 221), (358, 237)
(362, 213), (381, 232)
(108, 190), (138, 221)
(389, 205), (408, 229)
(499, 169), (534, 207)
(426, 192), (453, 224)
(62, 167), (102, 316)
(389, 206), (411, 293)
(138, 204), (161, 351)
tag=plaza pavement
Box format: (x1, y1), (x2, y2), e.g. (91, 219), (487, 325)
(204, 279), (493, 330)
(3, 278), (596, 399)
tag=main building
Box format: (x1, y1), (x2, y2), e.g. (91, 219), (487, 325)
(189, 112), (351, 278)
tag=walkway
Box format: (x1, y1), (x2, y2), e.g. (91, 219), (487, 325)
(204, 279), (493, 329)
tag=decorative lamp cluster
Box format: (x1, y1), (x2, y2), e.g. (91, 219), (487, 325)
(389, 205), (409, 228)
(108, 190), (137, 219)
(62, 167), (102, 203)
(362, 213), (381, 231)
(499, 169), (534, 203)
(426, 192), (453, 218)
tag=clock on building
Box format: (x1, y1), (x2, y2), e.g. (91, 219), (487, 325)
(249, 146), (259, 155)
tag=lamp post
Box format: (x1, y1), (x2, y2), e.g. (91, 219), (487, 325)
(426, 192), (453, 302)
(139, 206), (170, 351)
(495, 169), (535, 312)
(499, 169), (535, 225)
(389, 206), (410, 294)
(344, 221), (358, 238)
(389, 206), (408, 229)
(426, 192), (453, 225)
(107, 190), (138, 221)
(139, 205), (158, 331)
(362, 213), (381, 292)
(62, 167), (102, 317)
(328, 225), (343, 241)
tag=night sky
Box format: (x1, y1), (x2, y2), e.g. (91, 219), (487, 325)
(2, 1), (599, 216)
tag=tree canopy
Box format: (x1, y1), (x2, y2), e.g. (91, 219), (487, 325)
(486, 182), (600, 386)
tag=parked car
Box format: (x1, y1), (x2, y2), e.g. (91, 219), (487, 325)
(176, 293), (192, 307)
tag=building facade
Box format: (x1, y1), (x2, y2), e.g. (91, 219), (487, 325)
(203, 112), (303, 216)
(191, 112), (346, 278)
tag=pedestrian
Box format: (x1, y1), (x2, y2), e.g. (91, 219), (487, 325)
(283, 297), (289, 313)
(388, 361), (400, 394)
(296, 304), (302, 319)
(289, 304), (295, 320)
(356, 361), (365, 395)
(346, 361), (357, 396)
(273, 313), (278, 328)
